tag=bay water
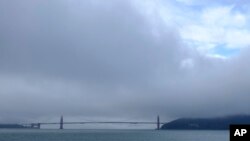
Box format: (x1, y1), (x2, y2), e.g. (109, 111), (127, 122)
(0, 129), (229, 141)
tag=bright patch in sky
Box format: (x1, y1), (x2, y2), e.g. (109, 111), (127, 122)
(155, 0), (250, 58)
(212, 44), (240, 57)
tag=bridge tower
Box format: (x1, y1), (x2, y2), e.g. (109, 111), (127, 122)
(37, 123), (41, 129)
(60, 116), (63, 129)
(157, 115), (160, 130)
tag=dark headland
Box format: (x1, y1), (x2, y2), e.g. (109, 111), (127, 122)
(0, 124), (27, 129)
(161, 115), (250, 130)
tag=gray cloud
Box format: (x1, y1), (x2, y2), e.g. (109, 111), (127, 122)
(0, 0), (250, 126)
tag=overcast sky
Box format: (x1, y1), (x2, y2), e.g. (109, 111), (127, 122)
(1, 0), (250, 128)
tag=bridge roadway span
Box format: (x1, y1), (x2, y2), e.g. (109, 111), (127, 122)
(22, 116), (164, 130)
(37, 121), (165, 125)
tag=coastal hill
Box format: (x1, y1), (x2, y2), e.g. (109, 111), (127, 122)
(0, 124), (27, 129)
(161, 115), (250, 130)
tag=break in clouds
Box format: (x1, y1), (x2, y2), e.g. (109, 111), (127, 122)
(0, 0), (250, 124)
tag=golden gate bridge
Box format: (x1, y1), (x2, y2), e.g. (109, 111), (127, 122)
(21, 115), (165, 130)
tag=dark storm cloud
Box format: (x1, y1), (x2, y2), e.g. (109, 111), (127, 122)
(0, 0), (250, 124)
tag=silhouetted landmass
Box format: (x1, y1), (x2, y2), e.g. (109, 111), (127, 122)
(0, 124), (27, 128)
(161, 115), (250, 130)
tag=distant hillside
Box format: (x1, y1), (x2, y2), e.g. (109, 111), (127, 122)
(161, 115), (250, 130)
(0, 124), (26, 128)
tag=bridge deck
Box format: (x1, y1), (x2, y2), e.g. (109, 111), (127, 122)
(26, 121), (166, 125)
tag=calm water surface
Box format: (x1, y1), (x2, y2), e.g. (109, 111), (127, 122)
(0, 129), (229, 141)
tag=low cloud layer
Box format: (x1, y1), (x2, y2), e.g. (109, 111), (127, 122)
(0, 0), (250, 126)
